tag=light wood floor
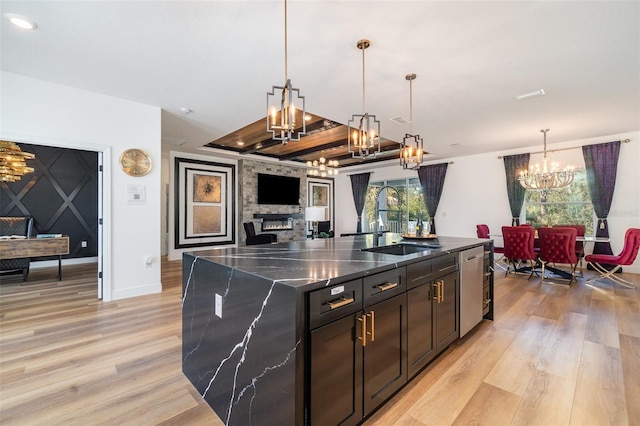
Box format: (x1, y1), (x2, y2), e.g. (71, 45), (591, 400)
(1, 259), (638, 425)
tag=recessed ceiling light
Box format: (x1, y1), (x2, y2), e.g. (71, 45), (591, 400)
(4, 13), (38, 30)
(515, 89), (545, 100)
(179, 107), (192, 115)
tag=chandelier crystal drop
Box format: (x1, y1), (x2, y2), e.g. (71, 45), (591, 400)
(306, 153), (339, 177)
(266, 0), (306, 143)
(348, 39), (381, 159)
(0, 141), (35, 182)
(400, 73), (424, 169)
(518, 129), (576, 190)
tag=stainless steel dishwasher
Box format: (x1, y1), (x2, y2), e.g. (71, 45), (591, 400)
(459, 246), (485, 337)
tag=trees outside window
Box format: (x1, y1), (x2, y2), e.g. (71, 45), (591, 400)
(363, 178), (427, 233)
(524, 170), (594, 235)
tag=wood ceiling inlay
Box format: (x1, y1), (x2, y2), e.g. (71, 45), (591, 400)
(205, 112), (401, 168)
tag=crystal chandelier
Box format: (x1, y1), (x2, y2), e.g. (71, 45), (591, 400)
(306, 153), (339, 177)
(266, 0), (305, 143)
(348, 39), (381, 159)
(400, 73), (424, 169)
(0, 141), (35, 183)
(518, 129), (576, 190)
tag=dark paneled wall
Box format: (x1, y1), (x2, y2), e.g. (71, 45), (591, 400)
(0, 143), (98, 260)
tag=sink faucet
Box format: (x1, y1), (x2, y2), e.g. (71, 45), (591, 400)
(373, 185), (402, 247)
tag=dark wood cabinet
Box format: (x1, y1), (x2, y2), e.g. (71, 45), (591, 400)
(363, 293), (407, 416)
(434, 271), (459, 352)
(310, 313), (363, 426)
(308, 269), (407, 425)
(407, 254), (459, 379)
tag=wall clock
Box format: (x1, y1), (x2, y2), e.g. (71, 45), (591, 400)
(119, 148), (152, 176)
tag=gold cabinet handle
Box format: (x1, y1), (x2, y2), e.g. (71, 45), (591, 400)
(367, 311), (375, 342)
(432, 282), (438, 302)
(376, 282), (398, 292)
(439, 281), (444, 303)
(327, 296), (355, 310)
(358, 315), (367, 347)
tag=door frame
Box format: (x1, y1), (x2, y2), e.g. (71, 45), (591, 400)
(1, 132), (112, 301)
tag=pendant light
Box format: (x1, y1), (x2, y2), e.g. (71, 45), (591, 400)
(518, 129), (576, 190)
(347, 39), (381, 159)
(266, 0), (306, 143)
(400, 73), (424, 169)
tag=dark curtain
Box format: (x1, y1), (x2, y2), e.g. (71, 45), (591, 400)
(349, 172), (371, 232)
(417, 163), (448, 234)
(503, 154), (530, 225)
(582, 141), (621, 261)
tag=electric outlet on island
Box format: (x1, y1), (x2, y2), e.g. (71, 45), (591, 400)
(81, 241), (87, 248)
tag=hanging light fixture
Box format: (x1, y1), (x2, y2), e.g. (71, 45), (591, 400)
(0, 141), (35, 183)
(306, 152), (339, 177)
(400, 73), (424, 169)
(348, 39), (381, 159)
(518, 129), (576, 190)
(266, 0), (306, 143)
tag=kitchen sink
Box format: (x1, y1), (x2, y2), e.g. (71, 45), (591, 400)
(361, 243), (440, 256)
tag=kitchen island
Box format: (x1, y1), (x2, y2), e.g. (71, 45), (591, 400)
(182, 234), (492, 426)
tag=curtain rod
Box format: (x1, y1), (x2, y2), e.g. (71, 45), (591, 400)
(497, 138), (630, 159)
(344, 161), (454, 176)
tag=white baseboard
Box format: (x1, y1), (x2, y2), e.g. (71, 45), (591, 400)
(111, 282), (162, 300)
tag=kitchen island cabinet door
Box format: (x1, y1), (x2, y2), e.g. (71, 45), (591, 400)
(434, 271), (459, 353)
(407, 283), (435, 378)
(309, 313), (363, 426)
(363, 293), (408, 416)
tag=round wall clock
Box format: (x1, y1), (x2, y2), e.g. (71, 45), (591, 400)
(119, 148), (152, 176)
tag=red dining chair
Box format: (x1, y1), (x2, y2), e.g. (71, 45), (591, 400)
(553, 224), (586, 274)
(537, 227), (578, 284)
(502, 226), (537, 278)
(477, 224), (506, 270)
(585, 228), (640, 289)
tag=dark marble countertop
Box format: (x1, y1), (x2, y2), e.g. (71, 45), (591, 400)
(185, 233), (488, 291)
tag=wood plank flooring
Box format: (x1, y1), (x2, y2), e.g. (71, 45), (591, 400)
(1, 259), (638, 425)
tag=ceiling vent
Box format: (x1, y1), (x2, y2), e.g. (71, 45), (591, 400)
(390, 116), (409, 125)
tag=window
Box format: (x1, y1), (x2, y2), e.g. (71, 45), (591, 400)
(523, 170), (594, 235)
(362, 178), (427, 233)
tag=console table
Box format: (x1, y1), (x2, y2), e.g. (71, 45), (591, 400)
(0, 237), (69, 280)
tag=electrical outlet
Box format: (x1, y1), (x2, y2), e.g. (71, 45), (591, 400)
(81, 241), (87, 248)
(145, 256), (153, 267)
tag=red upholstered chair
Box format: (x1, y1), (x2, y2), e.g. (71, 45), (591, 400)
(537, 227), (578, 284)
(502, 226), (537, 278)
(477, 224), (506, 270)
(586, 228), (640, 289)
(553, 224), (586, 273)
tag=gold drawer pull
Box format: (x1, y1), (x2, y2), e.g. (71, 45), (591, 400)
(377, 282), (398, 291)
(358, 315), (367, 347)
(327, 296), (355, 310)
(367, 311), (375, 342)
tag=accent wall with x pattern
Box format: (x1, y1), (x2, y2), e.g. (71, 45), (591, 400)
(0, 143), (98, 260)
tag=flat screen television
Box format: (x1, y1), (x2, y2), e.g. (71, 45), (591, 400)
(257, 173), (300, 205)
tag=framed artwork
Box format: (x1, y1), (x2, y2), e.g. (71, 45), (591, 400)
(307, 178), (334, 228)
(174, 157), (235, 248)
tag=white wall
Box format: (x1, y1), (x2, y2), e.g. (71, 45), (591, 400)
(334, 131), (640, 273)
(1, 72), (162, 300)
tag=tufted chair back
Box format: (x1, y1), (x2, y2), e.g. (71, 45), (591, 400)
(538, 227), (578, 265)
(585, 228), (640, 288)
(553, 224), (585, 258)
(617, 228), (640, 265)
(476, 224), (490, 239)
(502, 226), (536, 261)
